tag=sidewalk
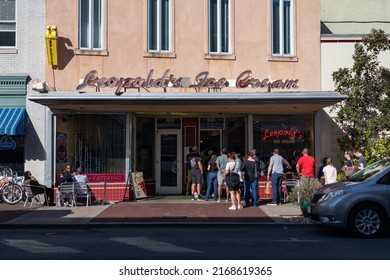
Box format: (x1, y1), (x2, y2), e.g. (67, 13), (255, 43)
(0, 197), (309, 227)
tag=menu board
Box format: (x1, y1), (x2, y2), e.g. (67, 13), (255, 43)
(131, 171), (147, 199)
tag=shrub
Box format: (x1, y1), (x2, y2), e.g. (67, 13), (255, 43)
(288, 177), (322, 206)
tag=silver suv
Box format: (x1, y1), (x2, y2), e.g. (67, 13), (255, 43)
(308, 159), (390, 238)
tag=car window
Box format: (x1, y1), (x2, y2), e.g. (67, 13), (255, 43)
(348, 159), (390, 182)
(377, 171), (390, 185)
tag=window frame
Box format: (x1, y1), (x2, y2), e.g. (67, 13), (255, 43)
(271, 0), (294, 57)
(147, 0), (172, 53)
(208, 0), (231, 55)
(0, 0), (16, 48)
(78, 0), (104, 51)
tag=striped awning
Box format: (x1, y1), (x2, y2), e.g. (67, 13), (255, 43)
(0, 108), (27, 136)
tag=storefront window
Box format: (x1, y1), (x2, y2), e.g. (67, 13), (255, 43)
(135, 117), (155, 178)
(253, 115), (313, 167)
(55, 114), (126, 176)
(0, 135), (24, 175)
(227, 117), (245, 155)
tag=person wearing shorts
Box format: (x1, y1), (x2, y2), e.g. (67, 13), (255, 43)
(216, 148), (228, 202)
(190, 147), (204, 200)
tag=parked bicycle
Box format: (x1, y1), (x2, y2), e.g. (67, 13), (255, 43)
(0, 166), (24, 204)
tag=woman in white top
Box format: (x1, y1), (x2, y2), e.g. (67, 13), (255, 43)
(224, 153), (242, 210)
(323, 158), (337, 185)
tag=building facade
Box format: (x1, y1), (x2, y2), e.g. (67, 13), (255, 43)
(0, 0), (46, 179)
(26, 0), (346, 198)
(320, 0), (390, 165)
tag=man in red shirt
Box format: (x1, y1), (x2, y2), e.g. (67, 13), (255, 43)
(296, 148), (316, 178)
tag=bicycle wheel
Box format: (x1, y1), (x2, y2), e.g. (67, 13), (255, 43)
(1, 183), (23, 204)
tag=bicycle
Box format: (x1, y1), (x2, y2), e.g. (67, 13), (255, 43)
(0, 166), (24, 205)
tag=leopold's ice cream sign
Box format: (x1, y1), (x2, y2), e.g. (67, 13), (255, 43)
(77, 69), (299, 95)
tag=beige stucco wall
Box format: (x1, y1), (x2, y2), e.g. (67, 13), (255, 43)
(321, 0), (390, 34)
(45, 0), (321, 93)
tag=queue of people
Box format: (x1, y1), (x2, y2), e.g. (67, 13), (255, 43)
(188, 145), (372, 210)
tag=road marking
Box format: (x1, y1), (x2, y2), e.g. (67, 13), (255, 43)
(273, 237), (321, 243)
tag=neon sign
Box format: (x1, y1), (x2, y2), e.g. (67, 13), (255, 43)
(76, 69), (299, 94)
(263, 128), (303, 141)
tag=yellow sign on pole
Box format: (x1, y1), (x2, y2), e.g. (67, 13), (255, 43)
(45, 25), (58, 66)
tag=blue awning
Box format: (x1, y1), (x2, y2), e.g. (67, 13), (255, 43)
(0, 108), (27, 136)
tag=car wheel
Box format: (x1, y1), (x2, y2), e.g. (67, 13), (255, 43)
(348, 204), (385, 238)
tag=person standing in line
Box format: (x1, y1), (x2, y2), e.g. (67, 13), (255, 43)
(353, 148), (367, 170)
(296, 148), (316, 178)
(205, 154), (218, 201)
(224, 153), (242, 210)
(190, 146), (204, 200)
(342, 150), (356, 178)
(323, 158), (337, 185)
(216, 148), (229, 202)
(185, 147), (193, 196)
(241, 150), (259, 207)
(343, 150), (354, 169)
(233, 151), (244, 191)
(316, 157), (328, 185)
(267, 148), (292, 206)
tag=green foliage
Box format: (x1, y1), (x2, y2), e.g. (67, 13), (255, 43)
(289, 177), (322, 206)
(331, 29), (390, 163)
(337, 172), (346, 181)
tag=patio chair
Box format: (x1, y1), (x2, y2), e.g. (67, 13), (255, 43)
(74, 182), (91, 207)
(23, 184), (48, 208)
(57, 182), (76, 207)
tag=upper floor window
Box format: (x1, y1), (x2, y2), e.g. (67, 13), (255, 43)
(271, 0), (293, 56)
(147, 0), (171, 52)
(79, 0), (103, 50)
(208, 0), (230, 54)
(0, 0), (16, 48)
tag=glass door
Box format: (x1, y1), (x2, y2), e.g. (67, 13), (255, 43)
(156, 130), (182, 194)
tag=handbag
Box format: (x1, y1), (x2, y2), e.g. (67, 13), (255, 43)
(265, 181), (271, 194)
(226, 173), (240, 187)
(226, 163), (240, 188)
(344, 166), (356, 178)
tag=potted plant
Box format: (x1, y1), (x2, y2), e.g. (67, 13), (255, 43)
(288, 177), (322, 217)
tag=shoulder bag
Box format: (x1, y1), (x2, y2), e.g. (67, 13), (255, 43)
(226, 163), (240, 188)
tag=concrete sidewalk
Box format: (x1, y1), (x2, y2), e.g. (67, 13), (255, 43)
(0, 197), (309, 227)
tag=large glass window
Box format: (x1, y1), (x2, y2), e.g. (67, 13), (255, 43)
(0, 0), (16, 47)
(147, 0), (171, 52)
(79, 0), (103, 50)
(0, 136), (24, 175)
(55, 114), (125, 176)
(135, 117), (155, 178)
(227, 117), (245, 155)
(208, 0), (230, 54)
(271, 0), (292, 56)
(253, 115), (313, 171)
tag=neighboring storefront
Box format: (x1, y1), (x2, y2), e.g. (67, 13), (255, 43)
(0, 74), (28, 175)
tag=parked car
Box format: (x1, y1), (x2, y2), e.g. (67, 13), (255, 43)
(308, 159), (390, 238)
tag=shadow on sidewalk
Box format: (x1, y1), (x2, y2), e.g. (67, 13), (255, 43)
(92, 201), (274, 224)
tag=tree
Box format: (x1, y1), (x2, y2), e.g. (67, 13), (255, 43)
(332, 29), (390, 163)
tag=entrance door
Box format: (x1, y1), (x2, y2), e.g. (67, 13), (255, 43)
(156, 130), (182, 194)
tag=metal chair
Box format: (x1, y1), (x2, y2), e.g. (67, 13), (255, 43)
(23, 184), (48, 208)
(56, 182), (76, 207)
(74, 182), (91, 207)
